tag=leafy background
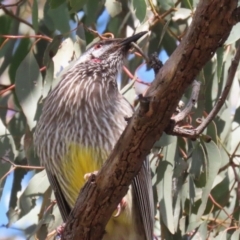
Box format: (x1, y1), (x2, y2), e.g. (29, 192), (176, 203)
(0, 0), (240, 239)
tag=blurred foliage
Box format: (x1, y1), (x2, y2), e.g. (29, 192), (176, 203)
(0, 0), (240, 239)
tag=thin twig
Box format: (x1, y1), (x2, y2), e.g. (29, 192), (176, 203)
(209, 194), (233, 220)
(173, 80), (201, 123)
(148, 0), (158, 17)
(0, 38), (10, 50)
(131, 42), (149, 63)
(82, 25), (114, 40)
(0, 0), (25, 8)
(1, 5), (34, 30)
(166, 43), (240, 138)
(0, 84), (15, 95)
(0, 34), (52, 42)
(123, 66), (151, 86)
(1, 157), (44, 171)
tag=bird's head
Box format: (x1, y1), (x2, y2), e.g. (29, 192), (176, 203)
(76, 31), (148, 68)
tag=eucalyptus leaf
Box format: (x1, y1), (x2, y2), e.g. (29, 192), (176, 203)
(43, 35), (62, 68)
(50, 0), (66, 9)
(172, 8), (192, 21)
(225, 22), (240, 45)
(85, 0), (103, 26)
(105, 0), (122, 17)
(0, 119), (16, 194)
(9, 38), (31, 83)
(32, 0), (39, 33)
(133, 0), (146, 23)
(196, 141), (222, 220)
(216, 47), (224, 81)
(46, 2), (70, 34)
(19, 170), (49, 216)
(69, 0), (88, 12)
(15, 51), (42, 130)
(157, 141), (177, 233)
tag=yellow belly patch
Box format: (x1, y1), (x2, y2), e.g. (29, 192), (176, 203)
(60, 143), (132, 233)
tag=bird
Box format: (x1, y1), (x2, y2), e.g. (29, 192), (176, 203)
(34, 31), (154, 240)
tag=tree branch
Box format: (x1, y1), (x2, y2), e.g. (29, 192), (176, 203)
(62, 0), (238, 239)
(172, 80), (201, 123)
(166, 42), (240, 138)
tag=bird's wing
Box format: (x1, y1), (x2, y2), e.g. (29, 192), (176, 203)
(46, 169), (71, 222)
(132, 158), (154, 240)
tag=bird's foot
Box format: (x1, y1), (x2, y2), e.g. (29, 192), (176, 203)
(55, 223), (66, 238)
(148, 52), (163, 75)
(113, 197), (127, 218)
(84, 171), (98, 180)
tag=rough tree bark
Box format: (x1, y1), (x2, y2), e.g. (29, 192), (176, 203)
(62, 0), (238, 239)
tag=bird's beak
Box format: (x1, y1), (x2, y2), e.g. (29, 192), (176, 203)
(119, 31), (148, 48)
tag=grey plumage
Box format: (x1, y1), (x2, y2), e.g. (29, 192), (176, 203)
(34, 32), (154, 240)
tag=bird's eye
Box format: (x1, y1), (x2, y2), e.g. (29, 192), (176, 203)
(94, 44), (102, 49)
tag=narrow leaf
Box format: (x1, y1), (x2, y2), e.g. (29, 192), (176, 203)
(69, 0), (88, 12)
(196, 141), (222, 219)
(216, 47), (224, 81)
(157, 141), (177, 233)
(133, 0), (146, 23)
(32, 0), (38, 32)
(15, 51), (42, 130)
(105, 0), (122, 17)
(50, 0), (66, 9)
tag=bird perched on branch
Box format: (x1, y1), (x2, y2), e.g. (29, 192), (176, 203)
(34, 31), (154, 240)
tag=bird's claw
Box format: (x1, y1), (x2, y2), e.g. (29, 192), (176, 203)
(56, 223), (66, 237)
(84, 171), (98, 180)
(148, 52), (163, 75)
(113, 197), (127, 218)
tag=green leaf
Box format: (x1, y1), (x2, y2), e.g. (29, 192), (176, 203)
(196, 218), (208, 239)
(231, 230), (240, 240)
(108, 17), (121, 36)
(85, 0), (103, 26)
(157, 0), (173, 10)
(158, 18), (170, 47)
(75, 24), (86, 54)
(157, 141), (177, 234)
(19, 170), (49, 216)
(172, 8), (192, 21)
(225, 22), (240, 45)
(8, 111), (27, 150)
(105, 0), (122, 17)
(0, 15), (12, 47)
(204, 175), (230, 214)
(42, 60), (54, 99)
(15, 51), (42, 130)
(9, 152), (28, 210)
(0, 93), (10, 124)
(196, 141), (222, 220)
(190, 142), (205, 179)
(133, 0), (146, 23)
(43, 0), (55, 32)
(32, 0), (39, 32)
(51, 38), (75, 78)
(218, 106), (232, 142)
(0, 119), (16, 195)
(9, 38), (31, 83)
(206, 120), (218, 144)
(69, 0), (88, 12)
(123, 87), (136, 106)
(216, 47), (224, 81)
(154, 133), (176, 147)
(121, 79), (135, 95)
(43, 35), (62, 68)
(50, 0), (66, 9)
(46, 2), (70, 34)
